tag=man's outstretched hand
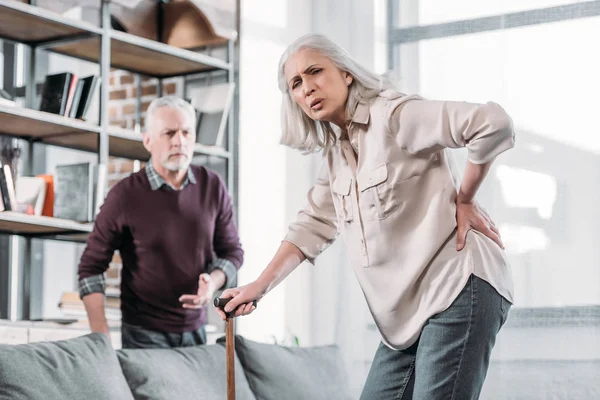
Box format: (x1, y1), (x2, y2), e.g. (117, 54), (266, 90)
(179, 273), (216, 309)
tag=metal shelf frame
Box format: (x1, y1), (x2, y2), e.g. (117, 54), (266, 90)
(0, 0), (238, 321)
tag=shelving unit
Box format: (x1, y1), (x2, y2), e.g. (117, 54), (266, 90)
(0, 0), (238, 322)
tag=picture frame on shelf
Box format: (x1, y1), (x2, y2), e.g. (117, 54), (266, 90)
(187, 82), (235, 148)
(15, 176), (47, 216)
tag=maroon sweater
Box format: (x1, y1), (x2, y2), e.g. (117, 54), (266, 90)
(78, 165), (243, 332)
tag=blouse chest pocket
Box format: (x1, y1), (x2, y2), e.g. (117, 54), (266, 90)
(331, 175), (354, 223)
(358, 164), (399, 220)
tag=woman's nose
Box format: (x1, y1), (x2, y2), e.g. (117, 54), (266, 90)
(303, 81), (315, 96)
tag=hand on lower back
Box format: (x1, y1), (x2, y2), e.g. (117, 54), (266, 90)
(456, 199), (504, 251)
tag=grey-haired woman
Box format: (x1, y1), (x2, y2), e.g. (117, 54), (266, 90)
(216, 33), (514, 400)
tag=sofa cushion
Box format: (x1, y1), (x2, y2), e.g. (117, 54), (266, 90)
(0, 332), (134, 400)
(117, 343), (256, 400)
(223, 335), (353, 400)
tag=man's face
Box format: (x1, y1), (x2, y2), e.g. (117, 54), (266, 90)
(143, 106), (196, 172)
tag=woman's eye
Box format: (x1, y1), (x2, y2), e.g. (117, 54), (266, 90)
(292, 80), (300, 89)
(311, 68), (322, 74)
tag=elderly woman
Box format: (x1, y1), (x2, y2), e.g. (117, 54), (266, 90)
(217, 33), (514, 399)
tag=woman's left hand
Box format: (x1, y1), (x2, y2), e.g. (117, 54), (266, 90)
(456, 199), (504, 251)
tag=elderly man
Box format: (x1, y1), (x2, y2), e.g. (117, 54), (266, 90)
(78, 95), (243, 349)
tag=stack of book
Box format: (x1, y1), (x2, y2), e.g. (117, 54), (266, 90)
(58, 291), (121, 321)
(106, 251), (123, 297)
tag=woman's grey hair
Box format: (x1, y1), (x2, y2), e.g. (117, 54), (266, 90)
(145, 95), (196, 134)
(278, 34), (396, 153)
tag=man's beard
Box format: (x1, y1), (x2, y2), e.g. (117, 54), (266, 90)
(162, 153), (190, 171)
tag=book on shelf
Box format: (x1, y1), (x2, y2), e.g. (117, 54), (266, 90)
(39, 72), (74, 115)
(67, 78), (85, 119)
(38, 72), (98, 120)
(73, 75), (99, 120)
(63, 75), (79, 117)
(15, 176), (47, 216)
(0, 164), (17, 212)
(36, 174), (54, 217)
(0, 169), (9, 212)
(105, 286), (121, 298)
(186, 82), (235, 148)
(54, 162), (95, 222)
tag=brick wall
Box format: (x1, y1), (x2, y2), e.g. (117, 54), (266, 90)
(108, 69), (182, 132)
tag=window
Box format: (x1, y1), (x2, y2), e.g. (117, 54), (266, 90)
(387, 1), (600, 398)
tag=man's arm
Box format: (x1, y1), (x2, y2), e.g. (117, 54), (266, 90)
(82, 293), (110, 335)
(78, 186), (124, 334)
(209, 176), (244, 290)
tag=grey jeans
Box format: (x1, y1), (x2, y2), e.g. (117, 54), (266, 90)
(121, 322), (207, 349)
(360, 274), (511, 400)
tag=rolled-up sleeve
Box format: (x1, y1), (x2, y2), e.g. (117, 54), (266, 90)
(387, 95), (515, 164)
(212, 175), (244, 288)
(283, 160), (339, 264)
(206, 257), (238, 290)
(78, 184), (125, 298)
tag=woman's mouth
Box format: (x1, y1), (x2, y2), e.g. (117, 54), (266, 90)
(310, 99), (324, 111)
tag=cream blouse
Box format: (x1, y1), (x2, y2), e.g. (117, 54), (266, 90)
(284, 90), (515, 350)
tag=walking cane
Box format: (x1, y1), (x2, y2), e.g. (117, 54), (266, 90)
(214, 297), (257, 400)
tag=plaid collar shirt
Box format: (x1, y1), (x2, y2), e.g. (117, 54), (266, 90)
(145, 159), (197, 191)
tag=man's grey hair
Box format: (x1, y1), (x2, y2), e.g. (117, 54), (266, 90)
(277, 34), (396, 153)
(145, 95), (197, 134)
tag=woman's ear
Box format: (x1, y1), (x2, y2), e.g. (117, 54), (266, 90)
(344, 72), (353, 86)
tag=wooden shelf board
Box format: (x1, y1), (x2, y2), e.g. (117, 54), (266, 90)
(0, 212), (92, 237)
(50, 33), (228, 77)
(0, 1), (100, 44)
(44, 128), (230, 161)
(43, 129), (151, 161)
(0, 107), (232, 161)
(0, 105), (100, 139)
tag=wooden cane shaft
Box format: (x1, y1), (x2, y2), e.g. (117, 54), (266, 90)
(226, 317), (236, 400)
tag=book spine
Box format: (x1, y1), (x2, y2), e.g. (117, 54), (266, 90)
(0, 167), (12, 211)
(3, 165), (18, 210)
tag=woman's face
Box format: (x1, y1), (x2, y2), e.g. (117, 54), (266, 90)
(284, 48), (352, 126)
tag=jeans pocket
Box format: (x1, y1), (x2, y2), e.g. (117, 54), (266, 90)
(500, 296), (511, 326)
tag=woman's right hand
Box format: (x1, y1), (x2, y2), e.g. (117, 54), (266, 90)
(214, 280), (267, 320)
